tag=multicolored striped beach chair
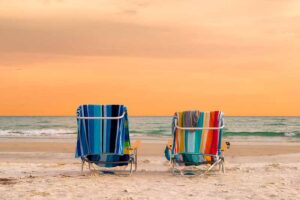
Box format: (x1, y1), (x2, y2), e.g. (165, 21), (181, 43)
(168, 111), (228, 176)
(75, 104), (139, 174)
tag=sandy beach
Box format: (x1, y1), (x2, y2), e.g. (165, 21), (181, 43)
(0, 136), (299, 200)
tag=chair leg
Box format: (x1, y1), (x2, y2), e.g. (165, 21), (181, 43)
(134, 149), (138, 172)
(171, 158), (177, 175)
(205, 159), (221, 174)
(129, 159), (133, 175)
(81, 160), (85, 173)
(168, 149), (172, 165)
(221, 158), (225, 173)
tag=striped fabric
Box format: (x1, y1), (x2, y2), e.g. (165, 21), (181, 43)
(75, 104), (130, 158)
(172, 111), (224, 162)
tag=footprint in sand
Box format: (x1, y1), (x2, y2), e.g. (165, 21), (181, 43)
(228, 167), (240, 171)
(269, 194), (278, 198)
(117, 197), (134, 200)
(60, 174), (71, 178)
(0, 178), (17, 185)
(142, 160), (150, 164)
(30, 191), (50, 197)
(259, 185), (267, 188)
(268, 163), (281, 169)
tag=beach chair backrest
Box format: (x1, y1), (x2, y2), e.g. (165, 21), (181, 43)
(75, 104), (130, 158)
(172, 111), (224, 156)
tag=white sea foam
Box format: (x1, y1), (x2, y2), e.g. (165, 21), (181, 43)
(0, 116), (299, 137)
(284, 132), (296, 137)
(0, 129), (75, 136)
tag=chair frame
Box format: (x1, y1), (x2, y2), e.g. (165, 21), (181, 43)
(77, 112), (138, 175)
(169, 117), (225, 176)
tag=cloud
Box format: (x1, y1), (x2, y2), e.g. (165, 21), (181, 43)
(0, 17), (290, 59)
(0, 17), (239, 58)
(41, 0), (64, 4)
(0, 0), (299, 65)
(121, 9), (138, 15)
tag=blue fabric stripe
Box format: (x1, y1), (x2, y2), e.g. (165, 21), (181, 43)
(93, 105), (101, 153)
(115, 105), (123, 154)
(196, 112), (204, 153)
(124, 106), (129, 145)
(184, 129), (189, 152)
(105, 106), (112, 152)
(80, 105), (89, 155)
(88, 105), (95, 153)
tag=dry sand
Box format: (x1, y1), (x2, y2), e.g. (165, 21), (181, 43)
(0, 136), (300, 200)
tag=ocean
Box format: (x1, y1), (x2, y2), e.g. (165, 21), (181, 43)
(0, 116), (299, 138)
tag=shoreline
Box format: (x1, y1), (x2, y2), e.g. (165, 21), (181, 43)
(1, 136), (300, 157)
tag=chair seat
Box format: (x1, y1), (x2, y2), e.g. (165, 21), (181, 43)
(173, 153), (220, 165)
(84, 154), (131, 167)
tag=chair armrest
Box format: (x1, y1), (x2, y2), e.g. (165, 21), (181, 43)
(128, 140), (141, 150)
(225, 141), (230, 149)
(221, 140), (230, 151)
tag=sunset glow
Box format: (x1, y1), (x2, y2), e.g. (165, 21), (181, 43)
(1, 0), (300, 116)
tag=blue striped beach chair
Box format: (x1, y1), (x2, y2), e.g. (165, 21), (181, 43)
(167, 111), (229, 176)
(75, 104), (139, 174)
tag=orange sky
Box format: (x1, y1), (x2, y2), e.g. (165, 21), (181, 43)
(0, 0), (300, 116)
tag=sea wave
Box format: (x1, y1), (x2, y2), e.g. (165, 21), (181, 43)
(0, 116), (300, 138)
(0, 129), (76, 136)
(224, 131), (300, 137)
(130, 129), (170, 135)
(266, 123), (286, 126)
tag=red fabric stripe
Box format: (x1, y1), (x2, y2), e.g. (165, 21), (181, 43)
(210, 111), (220, 156)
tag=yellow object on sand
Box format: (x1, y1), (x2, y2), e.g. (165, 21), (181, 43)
(125, 140), (141, 155)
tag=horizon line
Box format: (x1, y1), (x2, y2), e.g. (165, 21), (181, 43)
(0, 115), (299, 117)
